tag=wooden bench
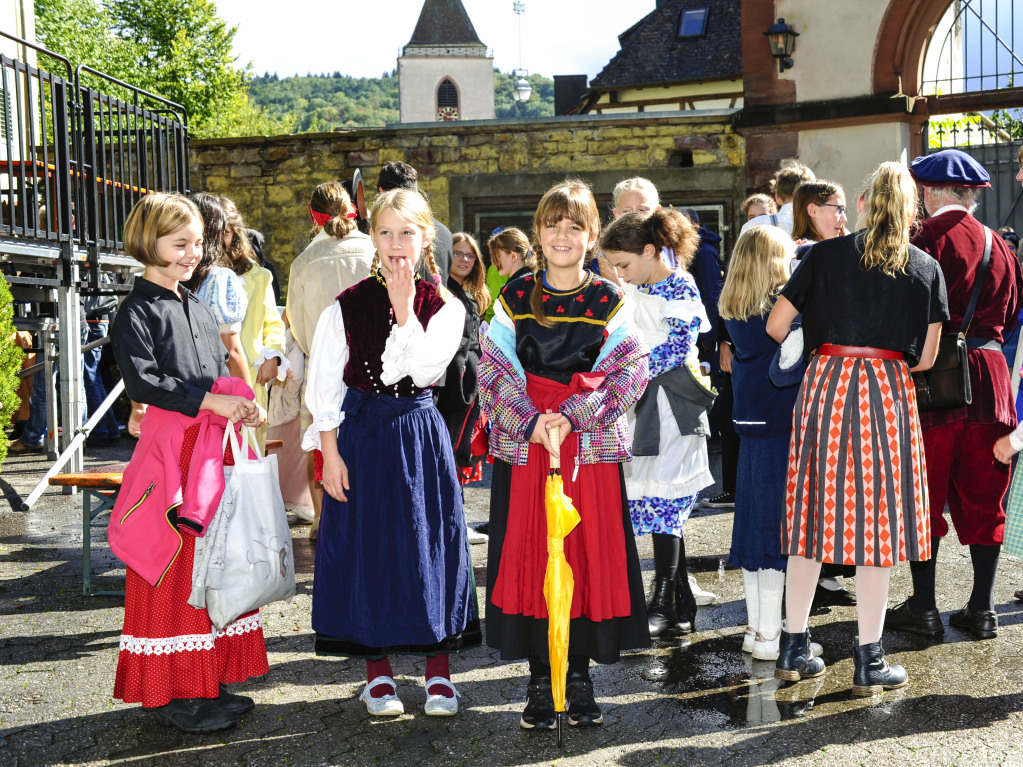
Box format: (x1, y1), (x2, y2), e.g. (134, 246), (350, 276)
(50, 439), (283, 596)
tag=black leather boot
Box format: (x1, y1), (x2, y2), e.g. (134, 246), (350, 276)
(852, 637), (908, 697)
(774, 631), (826, 681)
(674, 570), (698, 634)
(647, 576), (679, 638)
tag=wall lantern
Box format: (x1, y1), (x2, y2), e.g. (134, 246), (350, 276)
(764, 18), (798, 73)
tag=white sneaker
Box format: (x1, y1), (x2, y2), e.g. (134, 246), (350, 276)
(359, 676), (404, 716)
(424, 677), (461, 716)
(752, 633), (780, 661)
(689, 575), (717, 606)
(742, 626), (756, 653)
(466, 526), (488, 545)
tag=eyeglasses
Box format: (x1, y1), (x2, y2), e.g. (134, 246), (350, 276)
(453, 250), (477, 261)
(817, 203), (847, 216)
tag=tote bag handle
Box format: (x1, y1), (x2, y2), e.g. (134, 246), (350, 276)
(222, 422), (260, 465)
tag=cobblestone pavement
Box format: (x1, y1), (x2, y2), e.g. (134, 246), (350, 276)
(1, 443), (1022, 767)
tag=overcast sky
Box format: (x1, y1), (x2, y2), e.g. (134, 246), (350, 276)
(214, 0), (650, 80)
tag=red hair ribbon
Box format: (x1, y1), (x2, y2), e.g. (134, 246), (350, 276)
(309, 206), (358, 225)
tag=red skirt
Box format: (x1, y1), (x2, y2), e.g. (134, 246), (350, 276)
(113, 423), (269, 707)
(490, 373), (632, 621)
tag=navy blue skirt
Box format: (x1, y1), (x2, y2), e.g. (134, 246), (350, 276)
(729, 434), (789, 572)
(312, 388), (481, 658)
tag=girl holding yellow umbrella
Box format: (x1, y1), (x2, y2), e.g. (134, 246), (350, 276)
(478, 180), (651, 730)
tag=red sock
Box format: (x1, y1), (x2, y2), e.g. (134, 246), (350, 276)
(366, 658), (394, 698)
(425, 654), (453, 697)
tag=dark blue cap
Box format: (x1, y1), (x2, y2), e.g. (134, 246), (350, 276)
(909, 149), (991, 188)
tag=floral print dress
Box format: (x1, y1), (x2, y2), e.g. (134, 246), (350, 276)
(626, 270), (715, 537)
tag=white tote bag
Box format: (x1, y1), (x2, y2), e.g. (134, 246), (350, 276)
(205, 425), (296, 630)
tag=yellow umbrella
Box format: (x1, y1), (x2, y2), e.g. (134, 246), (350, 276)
(543, 425), (581, 743)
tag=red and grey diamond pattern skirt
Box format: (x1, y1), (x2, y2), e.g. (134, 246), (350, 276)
(783, 354), (931, 567)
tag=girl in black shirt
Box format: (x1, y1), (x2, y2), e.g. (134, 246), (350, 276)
(766, 162), (947, 696)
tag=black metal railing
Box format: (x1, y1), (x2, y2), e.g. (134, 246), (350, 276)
(922, 0), (1023, 96)
(0, 29), (189, 289)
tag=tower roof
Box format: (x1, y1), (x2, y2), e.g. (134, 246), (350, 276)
(406, 0), (485, 47)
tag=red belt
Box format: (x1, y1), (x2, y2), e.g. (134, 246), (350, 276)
(817, 344), (904, 360)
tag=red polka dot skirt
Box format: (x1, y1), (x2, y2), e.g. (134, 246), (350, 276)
(113, 423), (269, 708)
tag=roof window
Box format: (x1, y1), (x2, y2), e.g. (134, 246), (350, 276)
(677, 7), (709, 39)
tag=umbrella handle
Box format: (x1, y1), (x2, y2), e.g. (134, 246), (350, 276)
(549, 424), (562, 470)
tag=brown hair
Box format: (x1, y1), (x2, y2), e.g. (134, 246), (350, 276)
(451, 232), (491, 315)
(123, 192), (200, 268)
(310, 181), (358, 240)
(599, 208), (700, 271)
(369, 189), (438, 277)
(740, 193), (777, 220)
(790, 180), (843, 242)
(530, 180), (601, 328)
(487, 226), (535, 270)
(219, 196), (255, 276)
(770, 162), (815, 202)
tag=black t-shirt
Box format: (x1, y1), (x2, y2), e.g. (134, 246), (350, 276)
(781, 232), (949, 367)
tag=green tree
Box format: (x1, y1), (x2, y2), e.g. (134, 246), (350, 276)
(36, 0), (292, 138)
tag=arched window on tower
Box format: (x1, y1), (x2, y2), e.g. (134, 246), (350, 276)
(437, 78), (459, 121)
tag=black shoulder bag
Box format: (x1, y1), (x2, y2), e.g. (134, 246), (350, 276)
(913, 227), (992, 412)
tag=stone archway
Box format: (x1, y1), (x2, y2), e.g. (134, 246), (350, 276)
(873, 0), (951, 97)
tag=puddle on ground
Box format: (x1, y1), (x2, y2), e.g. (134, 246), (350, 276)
(644, 634), (895, 729)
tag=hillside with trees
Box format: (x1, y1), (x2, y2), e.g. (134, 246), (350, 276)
(248, 70), (556, 131)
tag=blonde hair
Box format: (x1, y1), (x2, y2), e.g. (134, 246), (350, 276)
(369, 189), (438, 276)
(770, 162), (816, 202)
(123, 193), (200, 268)
(487, 226), (535, 270)
(719, 226), (794, 320)
(612, 177), (659, 210)
(858, 162), (917, 277)
(451, 233), (491, 315)
(530, 180), (601, 328)
(310, 181), (358, 240)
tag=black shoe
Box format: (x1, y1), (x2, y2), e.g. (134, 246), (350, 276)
(814, 579), (857, 606)
(852, 637), (908, 697)
(885, 598), (944, 639)
(216, 684), (255, 716)
(647, 576), (679, 638)
(673, 571), (698, 634)
(152, 698), (237, 733)
(520, 678), (556, 730)
(566, 679), (603, 726)
(702, 492), (734, 509)
(475, 522), (490, 535)
(775, 631), (826, 681)
(949, 604), (997, 639)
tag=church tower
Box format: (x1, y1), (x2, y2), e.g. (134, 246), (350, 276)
(398, 0), (496, 123)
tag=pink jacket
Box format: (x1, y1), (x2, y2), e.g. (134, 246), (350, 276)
(108, 377), (254, 586)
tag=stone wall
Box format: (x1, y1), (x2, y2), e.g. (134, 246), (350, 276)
(190, 111), (744, 294)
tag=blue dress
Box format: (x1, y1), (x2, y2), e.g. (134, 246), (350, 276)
(627, 270), (714, 537)
(725, 312), (801, 571)
(303, 275), (481, 657)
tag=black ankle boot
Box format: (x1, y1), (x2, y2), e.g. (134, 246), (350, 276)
(674, 571), (698, 634)
(852, 637), (907, 697)
(647, 576), (679, 638)
(775, 631), (826, 681)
